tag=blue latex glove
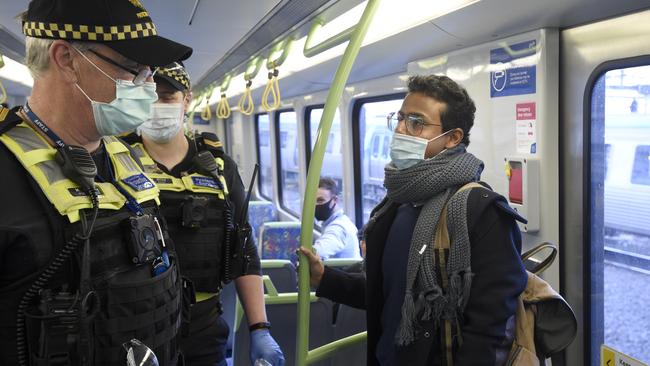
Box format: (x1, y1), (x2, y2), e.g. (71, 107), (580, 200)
(250, 329), (285, 366)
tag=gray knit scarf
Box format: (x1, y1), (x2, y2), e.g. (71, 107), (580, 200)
(364, 144), (484, 346)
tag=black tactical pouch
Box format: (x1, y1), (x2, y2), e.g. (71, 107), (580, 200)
(222, 222), (252, 283)
(25, 289), (81, 366)
(180, 276), (196, 337)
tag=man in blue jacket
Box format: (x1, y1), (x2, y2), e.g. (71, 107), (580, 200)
(300, 75), (527, 366)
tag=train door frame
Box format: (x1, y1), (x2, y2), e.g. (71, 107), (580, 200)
(351, 91), (406, 227)
(561, 10), (650, 365)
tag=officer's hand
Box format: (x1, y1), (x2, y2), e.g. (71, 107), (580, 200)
(250, 329), (284, 366)
(297, 246), (324, 288)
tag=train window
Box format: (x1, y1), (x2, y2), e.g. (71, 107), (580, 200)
(306, 107), (343, 196)
(590, 63), (650, 362)
(631, 145), (650, 185)
(226, 116), (235, 157)
(255, 113), (274, 200)
(276, 110), (301, 216)
(352, 94), (405, 226)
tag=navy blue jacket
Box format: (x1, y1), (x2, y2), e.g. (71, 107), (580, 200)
(316, 186), (528, 366)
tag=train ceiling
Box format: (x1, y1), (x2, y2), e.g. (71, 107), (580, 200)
(0, 0), (648, 99)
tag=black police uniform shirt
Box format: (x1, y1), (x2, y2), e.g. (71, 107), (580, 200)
(133, 134), (262, 277)
(0, 137), (128, 364)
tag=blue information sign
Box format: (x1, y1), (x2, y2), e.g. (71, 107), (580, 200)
(490, 40), (537, 98)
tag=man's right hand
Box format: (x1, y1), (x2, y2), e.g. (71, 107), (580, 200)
(297, 247), (324, 288)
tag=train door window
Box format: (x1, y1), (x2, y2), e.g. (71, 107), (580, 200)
(255, 113), (274, 200)
(276, 110), (301, 216)
(352, 94), (404, 226)
(589, 63), (650, 363)
(631, 145), (650, 185)
(306, 106), (343, 197)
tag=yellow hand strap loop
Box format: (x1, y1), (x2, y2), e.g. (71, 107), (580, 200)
(216, 75), (232, 119)
(238, 79), (254, 116)
(217, 92), (231, 119)
(200, 88), (214, 121)
(262, 69), (281, 112)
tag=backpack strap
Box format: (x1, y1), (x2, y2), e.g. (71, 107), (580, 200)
(434, 182), (485, 366)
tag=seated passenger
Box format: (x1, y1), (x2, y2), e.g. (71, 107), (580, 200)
(313, 177), (362, 260)
(300, 75), (527, 366)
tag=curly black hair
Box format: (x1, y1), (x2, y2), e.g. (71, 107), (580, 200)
(407, 75), (476, 146)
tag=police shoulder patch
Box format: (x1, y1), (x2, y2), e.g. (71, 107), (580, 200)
(122, 173), (155, 191)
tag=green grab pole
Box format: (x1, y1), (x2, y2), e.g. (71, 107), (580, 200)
(307, 332), (368, 364)
(296, 0), (381, 365)
(303, 18), (356, 58)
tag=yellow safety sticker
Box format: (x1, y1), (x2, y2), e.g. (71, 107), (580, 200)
(601, 345), (648, 366)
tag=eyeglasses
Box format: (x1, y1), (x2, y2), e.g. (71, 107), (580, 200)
(387, 111), (441, 135)
(88, 49), (157, 85)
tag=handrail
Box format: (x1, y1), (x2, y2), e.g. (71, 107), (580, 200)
(307, 332), (368, 364)
(303, 18), (356, 58)
(219, 73), (232, 93)
(296, 0), (380, 365)
(233, 274), (318, 332)
(267, 37), (293, 69)
(243, 56), (264, 82)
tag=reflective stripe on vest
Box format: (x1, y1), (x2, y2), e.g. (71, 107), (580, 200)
(132, 142), (229, 198)
(0, 122), (160, 223)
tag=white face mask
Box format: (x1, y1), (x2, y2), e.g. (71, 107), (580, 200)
(138, 103), (185, 143)
(73, 47), (158, 137)
(389, 130), (453, 170)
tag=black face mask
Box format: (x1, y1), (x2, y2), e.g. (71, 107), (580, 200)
(315, 198), (334, 221)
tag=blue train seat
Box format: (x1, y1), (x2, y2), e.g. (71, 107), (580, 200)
(248, 200), (278, 242)
(258, 221), (302, 263)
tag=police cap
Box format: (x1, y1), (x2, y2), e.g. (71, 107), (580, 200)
(155, 62), (190, 92)
(22, 0), (192, 67)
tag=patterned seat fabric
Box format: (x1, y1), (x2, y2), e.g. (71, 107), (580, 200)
(247, 200), (278, 242)
(259, 222), (302, 264)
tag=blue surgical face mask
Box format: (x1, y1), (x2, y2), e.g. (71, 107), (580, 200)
(138, 103), (185, 143)
(389, 130), (453, 170)
(74, 48), (158, 136)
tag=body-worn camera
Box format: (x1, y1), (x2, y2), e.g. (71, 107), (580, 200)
(182, 196), (209, 228)
(123, 214), (162, 265)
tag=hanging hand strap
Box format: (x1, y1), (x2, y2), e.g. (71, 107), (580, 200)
(262, 69), (281, 111)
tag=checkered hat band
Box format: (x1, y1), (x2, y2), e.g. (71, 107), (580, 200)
(22, 21), (157, 41)
(159, 69), (190, 90)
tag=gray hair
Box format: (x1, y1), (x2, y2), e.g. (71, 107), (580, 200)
(25, 36), (95, 79)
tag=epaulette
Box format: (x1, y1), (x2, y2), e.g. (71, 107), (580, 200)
(195, 131), (224, 155)
(0, 106), (24, 136)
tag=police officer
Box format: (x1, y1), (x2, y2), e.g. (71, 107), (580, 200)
(0, 0), (192, 365)
(129, 62), (285, 366)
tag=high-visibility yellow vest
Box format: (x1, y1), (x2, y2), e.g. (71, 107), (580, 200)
(0, 121), (160, 223)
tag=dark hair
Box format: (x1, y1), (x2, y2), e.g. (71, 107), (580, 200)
(318, 177), (339, 196)
(407, 75), (476, 146)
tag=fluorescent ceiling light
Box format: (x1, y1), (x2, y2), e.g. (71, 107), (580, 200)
(0, 56), (33, 88)
(205, 0), (479, 106)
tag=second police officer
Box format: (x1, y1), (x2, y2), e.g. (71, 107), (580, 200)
(127, 62), (285, 366)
